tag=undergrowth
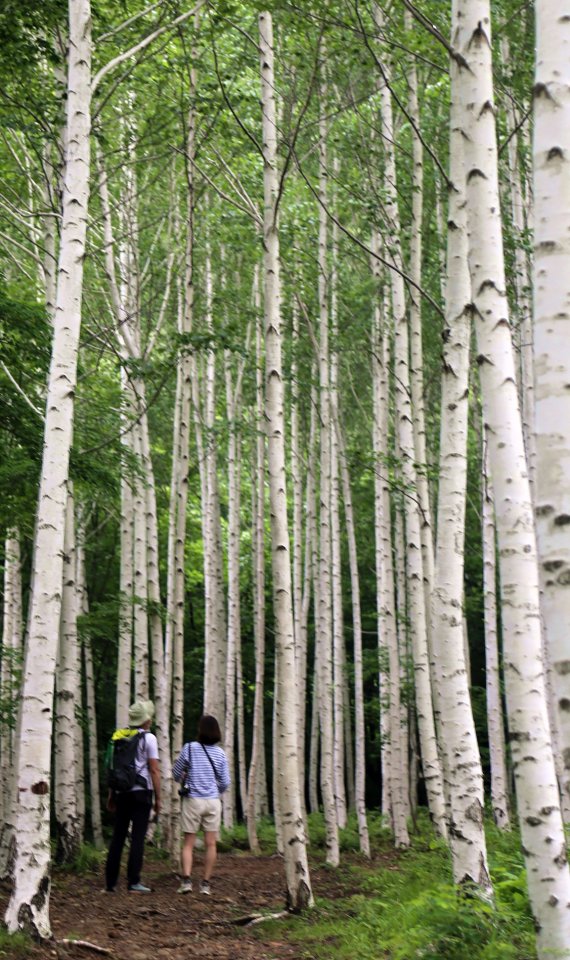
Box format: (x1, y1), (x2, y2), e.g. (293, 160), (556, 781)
(256, 813), (536, 960)
(0, 928), (31, 958)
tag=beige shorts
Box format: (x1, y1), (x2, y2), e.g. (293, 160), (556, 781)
(181, 796), (222, 834)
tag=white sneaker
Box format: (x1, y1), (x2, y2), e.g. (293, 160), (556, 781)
(200, 880), (211, 895)
(177, 878), (193, 894)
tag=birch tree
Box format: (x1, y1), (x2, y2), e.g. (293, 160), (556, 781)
(258, 10), (312, 909)
(457, 0), (570, 951)
(5, 0), (92, 935)
(533, 0), (570, 817)
(430, 53), (490, 891)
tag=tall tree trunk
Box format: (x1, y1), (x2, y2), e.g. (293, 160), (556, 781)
(316, 50), (340, 865)
(247, 266), (266, 851)
(482, 433), (511, 831)
(371, 251), (409, 849)
(202, 248), (226, 721)
(258, 10), (312, 909)
(330, 171), (347, 832)
(373, 1), (446, 839)
(533, 0), (570, 821)
(457, 1), (570, 952)
(5, 0), (92, 934)
(336, 420), (370, 854)
(54, 488), (82, 863)
(76, 535), (104, 850)
(430, 67), (490, 892)
(0, 533), (23, 875)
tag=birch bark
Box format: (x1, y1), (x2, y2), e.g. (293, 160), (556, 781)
(259, 10), (312, 908)
(54, 488), (82, 863)
(76, 536), (104, 849)
(457, 0), (570, 950)
(247, 266), (266, 851)
(533, 0), (570, 819)
(373, 1), (446, 839)
(482, 434), (511, 831)
(5, 0), (91, 934)
(316, 55), (340, 865)
(430, 64), (490, 890)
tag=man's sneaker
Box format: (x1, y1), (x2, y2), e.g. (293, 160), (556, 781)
(177, 878), (193, 894)
(200, 880), (211, 896)
(128, 882), (151, 893)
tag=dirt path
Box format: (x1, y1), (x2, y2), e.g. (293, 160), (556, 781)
(0, 849), (370, 960)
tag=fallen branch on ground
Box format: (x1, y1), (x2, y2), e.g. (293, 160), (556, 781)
(230, 911), (290, 926)
(59, 939), (113, 955)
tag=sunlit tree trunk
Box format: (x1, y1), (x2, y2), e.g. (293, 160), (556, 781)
(405, 10), (435, 634)
(430, 68), (490, 891)
(458, 1), (570, 951)
(0, 533), (23, 874)
(330, 172), (347, 831)
(336, 419), (370, 854)
(533, 0), (570, 823)
(371, 248), (409, 849)
(202, 248), (227, 720)
(373, 1), (446, 839)
(223, 283), (249, 828)
(315, 52), (340, 866)
(54, 488), (82, 863)
(5, 0), (92, 934)
(76, 534), (104, 849)
(247, 266), (266, 851)
(482, 434), (511, 831)
(291, 291), (307, 816)
(259, 10), (312, 908)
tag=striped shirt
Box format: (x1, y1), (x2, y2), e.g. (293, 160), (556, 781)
(172, 741), (230, 799)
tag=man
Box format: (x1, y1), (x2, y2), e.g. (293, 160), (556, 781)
(104, 699), (161, 893)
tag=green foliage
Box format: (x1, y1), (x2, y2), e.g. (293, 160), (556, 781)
(56, 842), (106, 875)
(262, 820), (536, 960)
(0, 927), (31, 958)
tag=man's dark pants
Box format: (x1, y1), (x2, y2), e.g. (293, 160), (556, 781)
(105, 789), (153, 890)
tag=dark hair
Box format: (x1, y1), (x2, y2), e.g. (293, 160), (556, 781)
(197, 715), (221, 746)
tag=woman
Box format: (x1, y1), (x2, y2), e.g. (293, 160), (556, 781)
(172, 714), (230, 895)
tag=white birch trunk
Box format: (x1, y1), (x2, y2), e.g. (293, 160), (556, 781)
(76, 537), (104, 849)
(202, 248), (226, 721)
(259, 11), (312, 908)
(132, 423), (149, 700)
(373, 1), (446, 839)
(457, 1), (570, 951)
(316, 54), (340, 865)
(5, 0), (91, 933)
(117, 369), (134, 725)
(482, 435), (511, 831)
(405, 11), (435, 643)
(0, 533), (23, 874)
(291, 293), (308, 816)
(330, 174), (347, 831)
(371, 256), (409, 849)
(247, 267), (266, 851)
(430, 71), (490, 890)
(533, 0), (570, 821)
(336, 420), (370, 854)
(54, 488), (82, 862)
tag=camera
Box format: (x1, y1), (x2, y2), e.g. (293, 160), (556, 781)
(178, 785), (190, 798)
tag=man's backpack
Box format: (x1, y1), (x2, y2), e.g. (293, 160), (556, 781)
(106, 728), (147, 792)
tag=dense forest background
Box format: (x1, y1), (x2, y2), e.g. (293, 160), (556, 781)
(2, 1), (569, 958)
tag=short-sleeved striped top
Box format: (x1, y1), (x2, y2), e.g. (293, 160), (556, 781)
(172, 741), (230, 799)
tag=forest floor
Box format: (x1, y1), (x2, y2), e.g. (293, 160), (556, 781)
(0, 846), (387, 960)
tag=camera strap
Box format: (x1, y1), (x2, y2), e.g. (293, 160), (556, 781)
(182, 741), (192, 787)
(200, 743), (220, 786)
